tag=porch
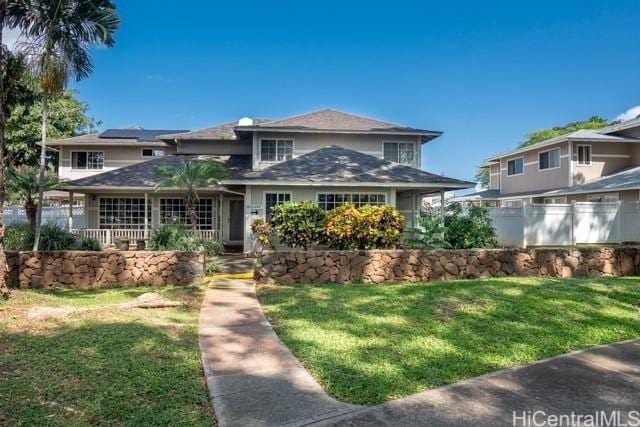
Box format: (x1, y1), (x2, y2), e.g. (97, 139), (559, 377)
(65, 190), (245, 247)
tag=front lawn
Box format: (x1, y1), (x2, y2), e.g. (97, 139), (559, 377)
(258, 276), (640, 404)
(0, 285), (214, 426)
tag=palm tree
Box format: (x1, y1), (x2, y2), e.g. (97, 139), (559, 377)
(155, 160), (229, 234)
(7, 0), (119, 250)
(6, 165), (57, 228)
(0, 0), (12, 299)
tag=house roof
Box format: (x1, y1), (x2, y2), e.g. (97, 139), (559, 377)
(59, 154), (252, 190)
(543, 165), (640, 197)
(231, 145), (474, 188)
(236, 109), (441, 139)
(158, 119), (272, 140)
(484, 129), (640, 162)
(59, 145), (473, 191)
(597, 116), (640, 135)
(48, 129), (190, 146)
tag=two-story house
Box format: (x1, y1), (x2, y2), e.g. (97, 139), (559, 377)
(53, 109), (473, 252)
(467, 116), (640, 207)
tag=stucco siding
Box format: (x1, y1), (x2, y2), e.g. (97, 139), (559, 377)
(572, 141), (632, 185)
(500, 142), (568, 194)
(253, 132), (421, 170)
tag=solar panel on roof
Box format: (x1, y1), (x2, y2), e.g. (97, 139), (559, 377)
(99, 129), (190, 141)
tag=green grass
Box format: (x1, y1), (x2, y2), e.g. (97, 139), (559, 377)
(0, 285), (214, 426)
(258, 276), (640, 405)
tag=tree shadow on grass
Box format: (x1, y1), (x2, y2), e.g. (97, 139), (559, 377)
(0, 321), (213, 426)
(258, 277), (640, 404)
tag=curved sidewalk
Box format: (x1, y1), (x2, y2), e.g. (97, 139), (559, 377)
(198, 279), (362, 427)
(199, 280), (640, 426)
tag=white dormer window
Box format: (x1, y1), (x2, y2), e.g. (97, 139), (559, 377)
(260, 139), (293, 162)
(384, 142), (415, 165)
(142, 148), (165, 157)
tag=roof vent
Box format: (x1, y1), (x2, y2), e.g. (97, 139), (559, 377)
(238, 117), (253, 126)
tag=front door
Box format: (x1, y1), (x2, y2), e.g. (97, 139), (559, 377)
(228, 199), (244, 241)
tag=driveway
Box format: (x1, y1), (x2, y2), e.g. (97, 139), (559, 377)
(198, 280), (640, 426)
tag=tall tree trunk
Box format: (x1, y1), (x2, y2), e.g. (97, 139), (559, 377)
(0, 1), (10, 299)
(189, 203), (198, 235)
(32, 93), (48, 251)
(25, 201), (37, 230)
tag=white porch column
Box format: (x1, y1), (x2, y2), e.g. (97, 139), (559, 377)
(144, 192), (149, 239)
(389, 188), (396, 207)
(243, 186), (252, 253)
(218, 193), (224, 242)
(68, 191), (74, 231)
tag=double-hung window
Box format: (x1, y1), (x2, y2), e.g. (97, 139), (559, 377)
(539, 148), (560, 170)
(264, 192), (291, 220)
(507, 157), (523, 176)
(577, 145), (591, 166)
(383, 142), (415, 165)
(72, 151), (104, 170)
(260, 139), (293, 162)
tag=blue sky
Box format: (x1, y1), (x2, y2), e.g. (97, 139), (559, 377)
(28, 1), (640, 185)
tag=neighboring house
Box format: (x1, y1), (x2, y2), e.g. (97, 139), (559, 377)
(466, 117), (640, 207)
(54, 109), (473, 251)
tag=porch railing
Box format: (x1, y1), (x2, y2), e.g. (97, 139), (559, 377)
(72, 229), (220, 246)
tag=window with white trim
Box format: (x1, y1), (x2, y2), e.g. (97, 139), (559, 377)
(539, 148), (560, 170)
(587, 193), (619, 203)
(317, 193), (386, 210)
(142, 148), (166, 157)
(383, 142), (415, 165)
(160, 198), (214, 230)
(577, 145), (591, 166)
(265, 192), (291, 220)
(260, 139), (293, 162)
(72, 151), (104, 170)
(99, 197), (151, 229)
(507, 158), (523, 176)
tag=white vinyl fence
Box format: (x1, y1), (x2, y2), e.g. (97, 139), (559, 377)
(3, 205), (85, 229)
(489, 201), (640, 247)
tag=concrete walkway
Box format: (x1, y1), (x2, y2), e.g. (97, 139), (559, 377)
(199, 281), (640, 426)
(198, 279), (362, 426)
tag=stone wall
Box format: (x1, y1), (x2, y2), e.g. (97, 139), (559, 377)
(6, 251), (204, 288)
(255, 247), (640, 284)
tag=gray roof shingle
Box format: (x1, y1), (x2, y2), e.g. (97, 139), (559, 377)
(237, 145), (474, 187)
(60, 154), (252, 189)
(241, 108), (440, 135)
(159, 119), (272, 140)
(60, 146), (473, 190)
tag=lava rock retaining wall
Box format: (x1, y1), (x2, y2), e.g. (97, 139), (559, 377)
(255, 247), (640, 284)
(6, 251), (204, 288)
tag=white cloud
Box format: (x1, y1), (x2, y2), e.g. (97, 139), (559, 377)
(615, 105), (640, 122)
(2, 27), (22, 51)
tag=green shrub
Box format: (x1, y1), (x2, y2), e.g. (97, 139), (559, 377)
(270, 201), (326, 250)
(201, 239), (224, 257)
(406, 209), (450, 249)
(445, 203), (498, 249)
(148, 224), (188, 251)
(39, 224), (77, 251)
(5, 223), (34, 250)
(324, 204), (405, 250)
(148, 224), (223, 254)
(323, 204), (361, 250)
(250, 217), (273, 251)
(205, 257), (225, 275)
(357, 205), (405, 249)
(77, 236), (103, 251)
